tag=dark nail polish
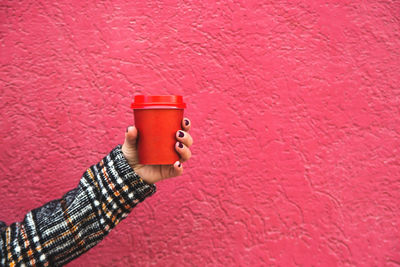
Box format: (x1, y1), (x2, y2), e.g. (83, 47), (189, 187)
(178, 162), (182, 167)
(178, 142), (184, 148)
(178, 131), (184, 138)
(126, 127), (129, 132)
(184, 119), (189, 126)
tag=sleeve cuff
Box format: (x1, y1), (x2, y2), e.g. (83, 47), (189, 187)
(108, 145), (156, 203)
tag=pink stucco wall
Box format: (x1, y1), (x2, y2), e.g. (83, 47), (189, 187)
(1, 1), (399, 266)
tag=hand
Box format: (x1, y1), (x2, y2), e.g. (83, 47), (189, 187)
(121, 118), (193, 184)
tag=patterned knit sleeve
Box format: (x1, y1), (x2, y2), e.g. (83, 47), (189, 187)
(0, 145), (156, 267)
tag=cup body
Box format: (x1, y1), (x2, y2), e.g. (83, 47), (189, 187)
(131, 95), (186, 165)
(134, 108), (183, 164)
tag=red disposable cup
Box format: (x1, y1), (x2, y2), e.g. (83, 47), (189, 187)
(131, 95), (186, 165)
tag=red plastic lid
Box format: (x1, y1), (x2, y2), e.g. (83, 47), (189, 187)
(131, 95), (186, 109)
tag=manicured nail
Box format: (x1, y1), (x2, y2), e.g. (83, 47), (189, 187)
(178, 162), (182, 168)
(178, 131), (184, 138)
(126, 127), (129, 132)
(178, 142), (183, 148)
(184, 119), (189, 126)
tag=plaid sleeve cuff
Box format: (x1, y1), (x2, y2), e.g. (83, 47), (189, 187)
(108, 144), (156, 203)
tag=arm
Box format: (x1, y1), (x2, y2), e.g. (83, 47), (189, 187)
(0, 117), (193, 266)
(0, 145), (155, 266)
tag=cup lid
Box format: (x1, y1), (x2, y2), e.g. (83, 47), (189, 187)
(131, 95), (186, 109)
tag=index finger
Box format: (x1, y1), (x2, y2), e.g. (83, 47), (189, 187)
(182, 117), (191, 132)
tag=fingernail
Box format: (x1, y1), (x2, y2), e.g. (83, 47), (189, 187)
(178, 162), (182, 168)
(178, 131), (184, 138)
(178, 142), (184, 148)
(126, 127), (130, 132)
(184, 119), (189, 126)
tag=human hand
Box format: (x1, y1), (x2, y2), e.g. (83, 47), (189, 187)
(121, 118), (193, 184)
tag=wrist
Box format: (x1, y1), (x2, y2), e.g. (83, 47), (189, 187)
(120, 145), (154, 184)
(121, 144), (135, 167)
(133, 166), (146, 182)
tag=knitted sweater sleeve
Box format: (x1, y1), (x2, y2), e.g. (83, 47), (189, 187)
(0, 145), (156, 266)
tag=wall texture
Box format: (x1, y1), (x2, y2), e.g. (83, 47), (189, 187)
(1, 1), (399, 266)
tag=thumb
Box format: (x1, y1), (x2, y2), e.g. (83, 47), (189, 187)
(124, 126), (138, 150)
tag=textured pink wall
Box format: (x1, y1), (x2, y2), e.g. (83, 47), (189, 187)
(1, 1), (400, 266)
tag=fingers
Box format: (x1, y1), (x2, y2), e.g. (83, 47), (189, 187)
(124, 126), (138, 147)
(177, 117), (192, 163)
(176, 130), (193, 147)
(182, 117), (191, 132)
(122, 126), (139, 168)
(170, 160), (184, 177)
(175, 141), (191, 162)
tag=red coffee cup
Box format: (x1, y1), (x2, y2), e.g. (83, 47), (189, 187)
(131, 95), (186, 165)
